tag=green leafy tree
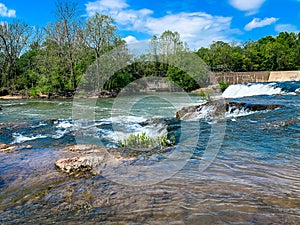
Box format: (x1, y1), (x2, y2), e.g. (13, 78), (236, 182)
(80, 12), (125, 92)
(45, 0), (82, 92)
(0, 21), (31, 89)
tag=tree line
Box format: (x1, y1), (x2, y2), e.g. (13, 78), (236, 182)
(196, 32), (300, 72)
(0, 0), (299, 97)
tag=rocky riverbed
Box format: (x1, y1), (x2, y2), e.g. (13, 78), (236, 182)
(0, 100), (285, 177)
(1, 94), (299, 224)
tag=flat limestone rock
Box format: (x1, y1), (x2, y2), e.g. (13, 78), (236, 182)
(0, 143), (18, 153)
(55, 154), (105, 176)
(55, 144), (174, 176)
(56, 145), (123, 176)
(61, 144), (115, 154)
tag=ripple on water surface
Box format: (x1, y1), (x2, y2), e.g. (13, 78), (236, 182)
(0, 90), (299, 224)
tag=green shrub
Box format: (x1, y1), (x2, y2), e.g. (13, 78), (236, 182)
(218, 81), (230, 92)
(29, 87), (40, 97)
(119, 132), (175, 150)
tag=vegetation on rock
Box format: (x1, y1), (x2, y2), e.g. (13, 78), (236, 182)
(119, 132), (175, 150)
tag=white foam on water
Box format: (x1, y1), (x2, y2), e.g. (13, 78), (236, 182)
(110, 115), (146, 124)
(225, 106), (257, 118)
(222, 83), (284, 98)
(12, 133), (47, 144)
(55, 120), (73, 129)
(52, 130), (67, 139)
(183, 105), (215, 121)
(183, 103), (270, 121)
(51, 119), (74, 139)
(2, 102), (28, 107)
(30, 122), (47, 128)
(100, 116), (168, 145)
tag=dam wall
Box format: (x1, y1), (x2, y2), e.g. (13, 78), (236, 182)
(214, 71), (270, 84)
(268, 71), (300, 82)
(213, 71), (300, 84)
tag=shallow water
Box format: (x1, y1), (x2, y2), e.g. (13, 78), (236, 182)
(0, 85), (299, 224)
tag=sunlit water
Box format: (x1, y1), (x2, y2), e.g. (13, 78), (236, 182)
(0, 86), (299, 224)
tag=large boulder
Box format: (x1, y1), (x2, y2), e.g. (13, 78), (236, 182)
(176, 101), (227, 120)
(176, 101), (283, 120)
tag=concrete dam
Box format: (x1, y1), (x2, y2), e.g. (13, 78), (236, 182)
(214, 71), (300, 84)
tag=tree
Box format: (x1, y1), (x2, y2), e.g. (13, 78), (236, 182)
(195, 33), (300, 72)
(83, 13), (120, 58)
(0, 21), (31, 89)
(159, 30), (186, 66)
(45, 0), (82, 91)
(149, 35), (160, 76)
(209, 41), (234, 71)
(81, 12), (125, 92)
(16, 48), (40, 91)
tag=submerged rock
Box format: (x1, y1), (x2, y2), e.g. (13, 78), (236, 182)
(0, 143), (18, 153)
(62, 144), (110, 154)
(55, 144), (176, 176)
(46, 118), (58, 124)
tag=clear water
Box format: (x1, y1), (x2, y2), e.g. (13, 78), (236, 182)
(0, 86), (299, 224)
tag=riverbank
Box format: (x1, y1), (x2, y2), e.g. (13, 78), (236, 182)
(1, 70), (299, 99)
(0, 95), (26, 100)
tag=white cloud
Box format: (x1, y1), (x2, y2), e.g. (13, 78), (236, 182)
(275, 24), (299, 33)
(123, 35), (139, 44)
(113, 8), (153, 29)
(85, 0), (128, 16)
(145, 12), (234, 48)
(85, 0), (153, 30)
(0, 3), (16, 18)
(85, 0), (236, 49)
(244, 17), (279, 31)
(229, 0), (265, 15)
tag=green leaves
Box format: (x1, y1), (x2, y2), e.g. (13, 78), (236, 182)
(1, 8), (300, 98)
(196, 32), (300, 72)
(218, 81), (230, 92)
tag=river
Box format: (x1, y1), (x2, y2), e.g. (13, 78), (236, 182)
(0, 82), (299, 224)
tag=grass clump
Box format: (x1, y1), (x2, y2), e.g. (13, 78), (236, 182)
(119, 132), (175, 150)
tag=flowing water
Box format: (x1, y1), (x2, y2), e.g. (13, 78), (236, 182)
(0, 82), (299, 224)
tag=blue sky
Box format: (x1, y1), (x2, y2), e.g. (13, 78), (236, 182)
(0, 0), (299, 50)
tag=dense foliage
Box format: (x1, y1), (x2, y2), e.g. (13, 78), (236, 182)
(0, 0), (299, 96)
(196, 33), (300, 72)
